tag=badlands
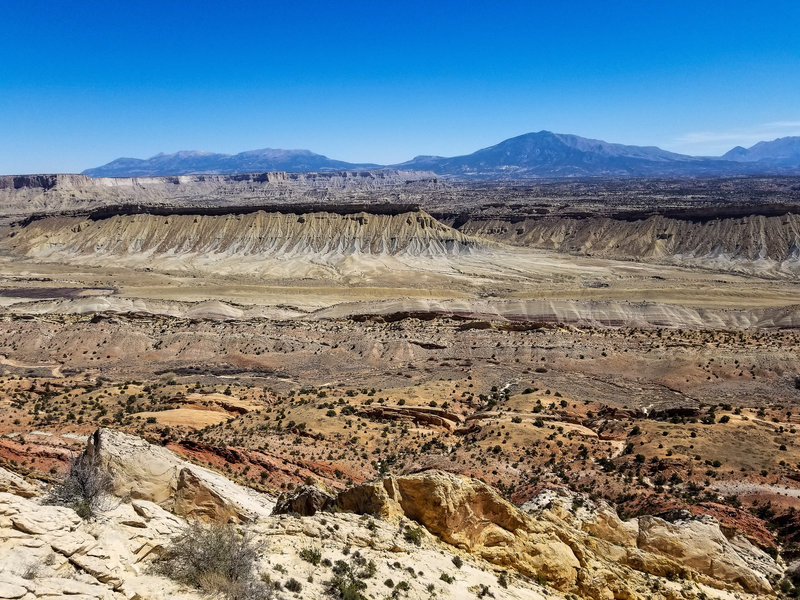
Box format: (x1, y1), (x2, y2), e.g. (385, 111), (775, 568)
(0, 172), (799, 599)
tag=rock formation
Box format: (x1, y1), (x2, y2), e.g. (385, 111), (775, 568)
(0, 467), (40, 498)
(5, 210), (484, 261)
(337, 471), (780, 597)
(358, 405), (464, 431)
(272, 480), (337, 516)
(84, 428), (275, 522)
(0, 171), (442, 222)
(0, 430), (786, 600)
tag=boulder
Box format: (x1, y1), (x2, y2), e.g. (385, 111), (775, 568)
(272, 483), (336, 516)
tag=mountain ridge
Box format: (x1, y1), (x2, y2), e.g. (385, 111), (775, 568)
(83, 131), (800, 178)
(83, 147), (379, 177)
(722, 136), (800, 165)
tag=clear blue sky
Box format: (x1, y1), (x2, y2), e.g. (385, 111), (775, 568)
(2, 0), (799, 174)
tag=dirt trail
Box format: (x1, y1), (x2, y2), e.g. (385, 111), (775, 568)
(0, 355), (62, 377)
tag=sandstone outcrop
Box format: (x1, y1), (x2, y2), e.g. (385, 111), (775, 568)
(84, 428), (275, 522)
(358, 405), (464, 431)
(526, 488), (781, 596)
(636, 513), (782, 594)
(337, 471), (780, 597)
(0, 490), (200, 600)
(0, 432), (555, 600)
(0, 467), (40, 498)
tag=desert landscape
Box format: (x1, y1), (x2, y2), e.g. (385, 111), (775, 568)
(3, 3), (800, 598)
(1, 172), (799, 600)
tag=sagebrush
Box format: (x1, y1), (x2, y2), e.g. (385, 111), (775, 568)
(46, 453), (115, 519)
(154, 521), (271, 600)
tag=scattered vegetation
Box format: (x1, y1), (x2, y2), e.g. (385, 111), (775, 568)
(328, 554), (376, 600)
(153, 521), (270, 600)
(403, 525), (424, 546)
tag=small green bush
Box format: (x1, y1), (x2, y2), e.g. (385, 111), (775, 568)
(299, 547), (322, 566)
(403, 525), (424, 546)
(285, 578), (302, 592)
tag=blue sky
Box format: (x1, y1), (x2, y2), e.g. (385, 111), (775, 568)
(1, 0), (799, 174)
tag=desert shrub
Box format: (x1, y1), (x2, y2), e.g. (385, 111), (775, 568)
(154, 521), (270, 600)
(285, 577), (302, 592)
(21, 562), (40, 580)
(46, 453), (115, 519)
(451, 556), (463, 569)
(329, 555), (375, 600)
(299, 546), (322, 566)
(403, 525), (424, 546)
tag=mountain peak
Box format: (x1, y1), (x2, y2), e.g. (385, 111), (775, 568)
(722, 136), (800, 165)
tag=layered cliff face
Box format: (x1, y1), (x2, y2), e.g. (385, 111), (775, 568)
(2, 211), (485, 278)
(4, 173), (800, 280)
(0, 171), (441, 221)
(456, 213), (800, 277)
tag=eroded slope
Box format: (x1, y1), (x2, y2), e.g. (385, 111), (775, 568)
(7, 211), (483, 259)
(458, 213), (800, 277)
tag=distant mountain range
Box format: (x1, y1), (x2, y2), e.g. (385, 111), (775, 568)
(83, 132), (800, 179)
(83, 148), (378, 178)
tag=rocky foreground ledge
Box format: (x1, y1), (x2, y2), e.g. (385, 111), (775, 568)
(0, 429), (786, 600)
